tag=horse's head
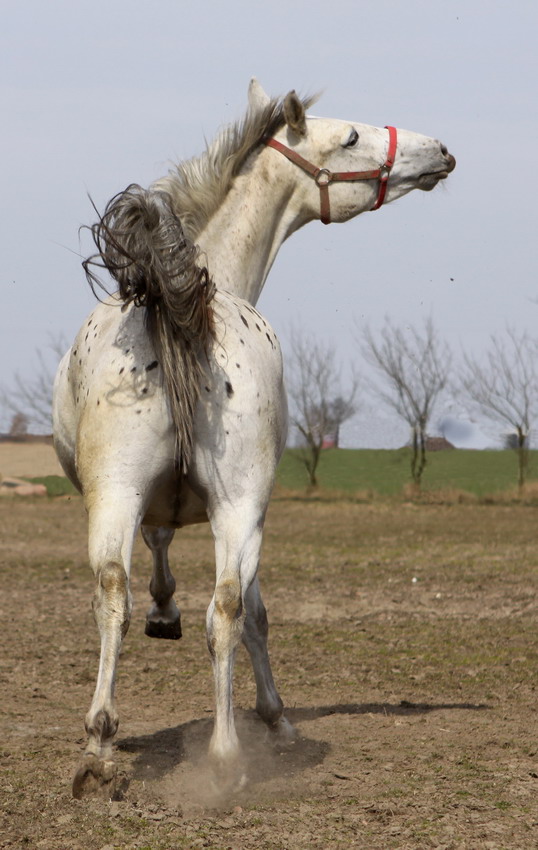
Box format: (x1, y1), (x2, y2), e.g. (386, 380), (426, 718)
(264, 87), (456, 225)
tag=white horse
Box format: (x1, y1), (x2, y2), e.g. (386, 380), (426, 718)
(53, 80), (455, 798)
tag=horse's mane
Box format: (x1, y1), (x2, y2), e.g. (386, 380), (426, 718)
(154, 92), (316, 241)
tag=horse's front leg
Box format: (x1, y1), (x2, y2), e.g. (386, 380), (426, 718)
(72, 500), (137, 799)
(141, 525), (182, 639)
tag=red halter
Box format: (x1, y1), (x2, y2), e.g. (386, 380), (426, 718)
(266, 125), (397, 224)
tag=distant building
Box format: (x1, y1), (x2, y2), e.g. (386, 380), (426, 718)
(424, 436), (455, 452)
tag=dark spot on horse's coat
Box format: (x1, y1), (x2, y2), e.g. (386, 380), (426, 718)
(266, 333), (274, 347)
(225, 381), (234, 397)
(240, 338), (245, 345)
(256, 324), (261, 332)
(236, 363), (241, 369)
(136, 409), (142, 414)
(125, 349), (130, 354)
(97, 400), (100, 406)
(205, 386), (211, 392)
(241, 315), (249, 328)
(131, 366), (137, 373)
(119, 367), (124, 375)
(142, 387), (148, 394)
(146, 361), (159, 371)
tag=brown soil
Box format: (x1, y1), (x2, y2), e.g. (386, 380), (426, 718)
(2, 484), (538, 848)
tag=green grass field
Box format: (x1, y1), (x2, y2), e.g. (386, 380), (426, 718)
(27, 475), (78, 497)
(23, 449), (538, 500)
(276, 447), (538, 497)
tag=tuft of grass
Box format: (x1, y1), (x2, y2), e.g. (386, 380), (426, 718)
(26, 475), (78, 497)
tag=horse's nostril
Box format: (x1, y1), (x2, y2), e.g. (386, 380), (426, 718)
(440, 143), (448, 156)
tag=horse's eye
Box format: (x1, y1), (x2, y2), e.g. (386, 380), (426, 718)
(343, 128), (359, 148)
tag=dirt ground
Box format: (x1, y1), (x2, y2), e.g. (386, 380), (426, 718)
(2, 482), (538, 848)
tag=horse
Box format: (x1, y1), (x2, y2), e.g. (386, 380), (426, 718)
(52, 79), (455, 799)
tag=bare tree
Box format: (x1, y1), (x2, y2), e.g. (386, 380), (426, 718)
(0, 335), (66, 434)
(8, 412), (29, 438)
(459, 328), (538, 491)
(362, 317), (451, 488)
(287, 331), (359, 488)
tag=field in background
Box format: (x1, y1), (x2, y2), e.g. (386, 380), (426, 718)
(277, 447), (537, 497)
(1, 441), (536, 499)
(0, 440), (64, 478)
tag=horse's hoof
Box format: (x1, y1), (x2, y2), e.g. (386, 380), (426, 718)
(209, 759), (247, 797)
(72, 754), (117, 799)
(267, 716), (297, 750)
(144, 616), (182, 640)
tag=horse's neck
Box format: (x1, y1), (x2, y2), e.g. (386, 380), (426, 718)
(196, 155), (307, 305)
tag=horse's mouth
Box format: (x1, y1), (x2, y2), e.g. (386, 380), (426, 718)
(418, 153), (456, 190)
(418, 171), (449, 190)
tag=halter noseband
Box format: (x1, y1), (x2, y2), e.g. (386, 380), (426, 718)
(265, 125), (397, 224)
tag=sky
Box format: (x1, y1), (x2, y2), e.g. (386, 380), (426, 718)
(2, 0), (538, 446)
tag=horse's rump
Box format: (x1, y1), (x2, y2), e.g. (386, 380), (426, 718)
(83, 184), (216, 473)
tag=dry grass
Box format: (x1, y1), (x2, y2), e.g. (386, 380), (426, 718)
(401, 482), (479, 504)
(0, 440), (63, 479)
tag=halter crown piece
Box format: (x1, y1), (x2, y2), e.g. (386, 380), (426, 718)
(266, 126), (397, 224)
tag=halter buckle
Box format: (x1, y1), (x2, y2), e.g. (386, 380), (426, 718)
(379, 164), (392, 183)
(315, 168), (332, 187)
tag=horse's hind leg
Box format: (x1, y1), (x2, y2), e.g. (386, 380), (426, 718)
(72, 500), (138, 799)
(141, 525), (182, 640)
(205, 507), (265, 788)
(242, 577), (296, 746)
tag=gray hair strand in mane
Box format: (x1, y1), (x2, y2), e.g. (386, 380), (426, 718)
(83, 184), (215, 474)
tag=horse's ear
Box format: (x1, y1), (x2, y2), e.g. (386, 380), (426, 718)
(248, 78), (270, 110)
(283, 90), (307, 137)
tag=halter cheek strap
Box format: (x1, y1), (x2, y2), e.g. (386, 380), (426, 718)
(266, 126), (397, 224)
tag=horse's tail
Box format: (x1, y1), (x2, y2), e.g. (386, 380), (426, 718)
(83, 183), (215, 474)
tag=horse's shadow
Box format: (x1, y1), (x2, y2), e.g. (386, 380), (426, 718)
(118, 699), (488, 787)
